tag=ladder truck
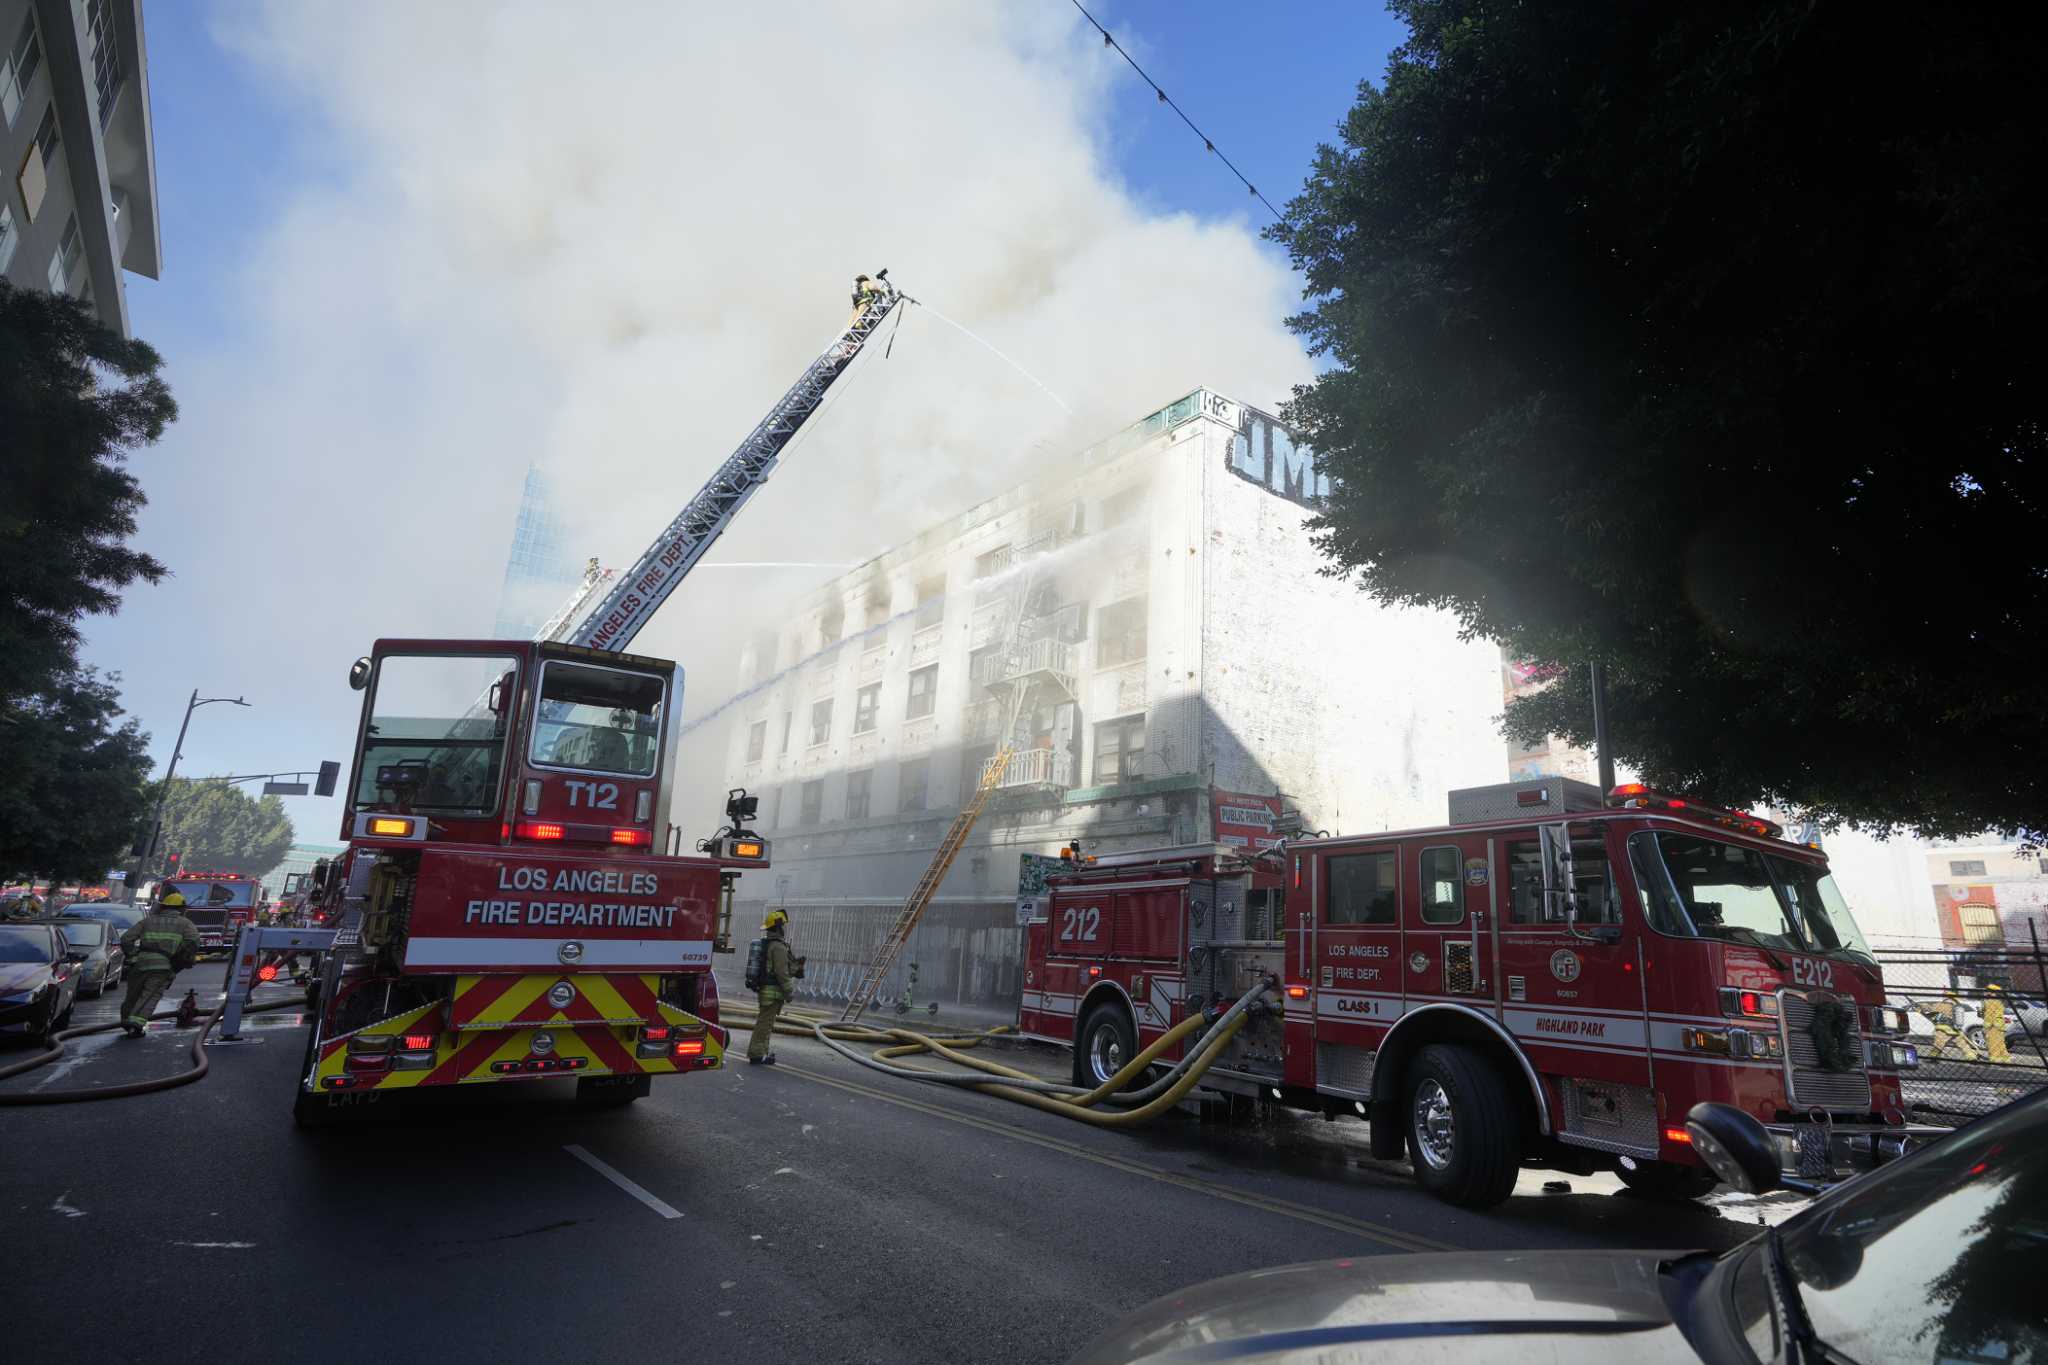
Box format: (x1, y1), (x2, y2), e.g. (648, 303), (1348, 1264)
(274, 272), (907, 1124)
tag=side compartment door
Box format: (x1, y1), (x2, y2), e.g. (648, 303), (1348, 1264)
(1311, 845), (1403, 1092)
(1403, 835), (1494, 1007)
(1496, 824), (1651, 1092)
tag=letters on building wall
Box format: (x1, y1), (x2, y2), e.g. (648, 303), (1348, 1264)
(1206, 392), (1331, 507)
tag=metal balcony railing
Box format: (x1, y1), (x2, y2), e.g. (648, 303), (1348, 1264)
(986, 746), (1073, 791)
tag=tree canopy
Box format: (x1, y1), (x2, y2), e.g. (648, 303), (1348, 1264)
(0, 282), (176, 709)
(155, 778), (296, 881)
(0, 665), (154, 882)
(1268, 2), (2045, 839)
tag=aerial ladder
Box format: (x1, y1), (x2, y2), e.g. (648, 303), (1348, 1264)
(840, 535), (1070, 1022)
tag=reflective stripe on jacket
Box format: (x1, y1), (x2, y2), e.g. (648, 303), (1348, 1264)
(120, 911), (200, 973)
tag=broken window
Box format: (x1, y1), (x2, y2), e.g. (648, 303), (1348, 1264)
(1092, 714), (1144, 786)
(899, 758), (930, 813)
(913, 575), (946, 630)
(809, 698), (833, 747)
(853, 683), (881, 735)
(1096, 597), (1148, 668)
(745, 719), (767, 763)
(819, 601), (845, 649)
(906, 665), (938, 720)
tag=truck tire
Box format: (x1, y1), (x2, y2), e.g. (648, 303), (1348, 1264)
(1965, 1025), (1987, 1052)
(577, 1075), (652, 1108)
(1404, 1043), (1522, 1209)
(1073, 1001), (1138, 1091)
(1617, 1159), (1718, 1201)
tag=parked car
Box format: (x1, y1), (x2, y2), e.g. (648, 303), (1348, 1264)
(56, 902), (146, 944)
(48, 917), (123, 997)
(0, 923), (80, 1039)
(1073, 1090), (2048, 1364)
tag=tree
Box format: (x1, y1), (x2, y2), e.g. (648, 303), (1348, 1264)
(0, 282), (176, 709)
(1268, 3), (2047, 839)
(154, 778), (295, 881)
(0, 665), (154, 883)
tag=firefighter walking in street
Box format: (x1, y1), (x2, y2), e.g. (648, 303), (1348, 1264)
(116, 889), (200, 1037)
(747, 908), (797, 1066)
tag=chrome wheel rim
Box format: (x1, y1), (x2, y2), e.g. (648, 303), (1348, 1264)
(1413, 1079), (1456, 1170)
(1089, 1028), (1125, 1084)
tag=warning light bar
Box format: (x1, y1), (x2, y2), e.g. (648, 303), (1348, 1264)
(610, 827), (652, 847)
(516, 821), (567, 841)
(1608, 786), (1782, 839)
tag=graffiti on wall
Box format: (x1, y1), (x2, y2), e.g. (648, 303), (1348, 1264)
(1203, 392), (1332, 507)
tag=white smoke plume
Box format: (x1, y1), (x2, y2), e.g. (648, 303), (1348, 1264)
(112, 1), (1309, 834)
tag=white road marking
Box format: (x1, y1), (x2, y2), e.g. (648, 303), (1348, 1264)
(174, 1241), (256, 1249)
(52, 1193), (85, 1217)
(564, 1144), (683, 1220)
(772, 1167), (795, 1176)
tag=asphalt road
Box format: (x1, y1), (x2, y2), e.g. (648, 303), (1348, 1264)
(4, 965), (1798, 1365)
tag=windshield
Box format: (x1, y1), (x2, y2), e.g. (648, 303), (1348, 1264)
(357, 654), (519, 814)
(57, 922), (105, 947)
(165, 879), (255, 909)
(1628, 832), (1873, 959)
(0, 926), (56, 964)
(529, 660), (663, 777)
(1733, 1095), (2048, 1362)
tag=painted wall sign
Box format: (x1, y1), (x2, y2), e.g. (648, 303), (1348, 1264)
(1207, 394), (1332, 507)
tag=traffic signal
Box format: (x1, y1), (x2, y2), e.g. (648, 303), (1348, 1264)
(165, 852), (181, 871)
(314, 760), (340, 798)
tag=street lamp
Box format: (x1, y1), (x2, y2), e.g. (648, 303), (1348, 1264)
(140, 689), (252, 881)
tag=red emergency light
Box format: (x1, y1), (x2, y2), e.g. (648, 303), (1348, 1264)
(610, 828), (652, 847)
(256, 964), (279, 982)
(515, 821), (566, 841)
(1609, 785), (1782, 839)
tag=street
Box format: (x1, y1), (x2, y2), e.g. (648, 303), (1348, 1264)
(3, 967), (1791, 1365)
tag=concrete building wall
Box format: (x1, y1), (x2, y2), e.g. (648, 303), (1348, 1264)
(1, 0), (158, 336)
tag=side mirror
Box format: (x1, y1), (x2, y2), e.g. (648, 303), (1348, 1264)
(348, 657), (373, 691)
(1685, 1102), (1788, 1195)
(1538, 823), (1577, 923)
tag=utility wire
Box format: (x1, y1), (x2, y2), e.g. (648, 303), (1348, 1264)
(1066, 0), (1283, 220)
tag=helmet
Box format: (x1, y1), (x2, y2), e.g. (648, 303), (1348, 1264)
(159, 889), (186, 908)
(763, 908), (789, 932)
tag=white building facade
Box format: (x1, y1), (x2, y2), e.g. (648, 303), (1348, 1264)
(718, 389), (1506, 1006)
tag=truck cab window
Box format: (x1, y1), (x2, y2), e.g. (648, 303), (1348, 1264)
(1506, 837), (1619, 925)
(357, 654), (519, 814)
(1327, 852), (1396, 925)
(1419, 846), (1463, 924)
(530, 661), (664, 777)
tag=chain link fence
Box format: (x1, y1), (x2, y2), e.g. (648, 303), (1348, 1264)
(1874, 921), (2048, 1123)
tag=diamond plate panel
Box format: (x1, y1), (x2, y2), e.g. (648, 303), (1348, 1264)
(1560, 1078), (1659, 1158)
(1316, 1043), (1376, 1095)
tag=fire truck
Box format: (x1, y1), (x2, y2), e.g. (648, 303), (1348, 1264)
(158, 871), (260, 956)
(1020, 777), (1932, 1208)
(286, 273), (905, 1124)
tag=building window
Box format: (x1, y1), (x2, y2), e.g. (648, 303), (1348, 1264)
(745, 720), (767, 764)
(1419, 846), (1463, 925)
(84, 0), (120, 129)
(845, 769), (872, 821)
(750, 630), (778, 682)
(962, 744), (998, 796)
(808, 698), (833, 747)
(17, 104), (58, 220)
(1949, 859), (1987, 878)
(1092, 714), (1145, 786)
(799, 780), (823, 826)
(913, 575), (946, 630)
(819, 601), (844, 649)
(1, 11), (42, 130)
(973, 545), (1012, 604)
(0, 203), (16, 275)
(906, 665), (938, 720)
(47, 213), (82, 296)
(1327, 852), (1397, 926)
(853, 683), (881, 735)
(1096, 597), (1147, 668)
(899, 758), (930, 813)
(1102, 484), (1145, 529)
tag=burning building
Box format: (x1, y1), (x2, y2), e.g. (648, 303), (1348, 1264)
(715, 388), (1506, 1007)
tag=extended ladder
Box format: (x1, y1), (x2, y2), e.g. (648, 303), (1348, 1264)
(534, 559), (617, 642)
(569, 277), (907, 654)
(839, 547), (1059, 1023)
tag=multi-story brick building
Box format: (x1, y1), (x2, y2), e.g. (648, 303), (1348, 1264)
(716, 388), (1506, 1007)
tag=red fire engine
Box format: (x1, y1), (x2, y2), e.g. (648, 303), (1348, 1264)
(158, 871), (260, 956)
(285, 274), (905, 1124)
(1020, 778), (1931, 1208)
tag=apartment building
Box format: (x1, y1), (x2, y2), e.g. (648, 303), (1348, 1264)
(714, 388), (1506, 1007)
(1, 0), (158, 336)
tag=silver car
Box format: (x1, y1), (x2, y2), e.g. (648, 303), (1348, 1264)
(51, 917), (124, 996)
(1074, 1091), (2048, 1364)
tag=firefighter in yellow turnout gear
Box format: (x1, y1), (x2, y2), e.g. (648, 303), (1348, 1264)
(747, 909), (796, 1066)
(117, 891), (200, 1037)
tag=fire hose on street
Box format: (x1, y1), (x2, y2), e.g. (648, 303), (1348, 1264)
(0, 995), (306, 1106)
(721, 979), (1275, 1127)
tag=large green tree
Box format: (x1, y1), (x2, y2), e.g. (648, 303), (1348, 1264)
(0, 665), (154, 882)
(0, 282), (176, 708)
(155, 778), (295, 881)
(1269, 2), (2045, 839)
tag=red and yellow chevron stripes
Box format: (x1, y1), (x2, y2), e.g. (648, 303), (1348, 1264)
(307, 976), (726, 1093)
(448, 973), (666, 1030)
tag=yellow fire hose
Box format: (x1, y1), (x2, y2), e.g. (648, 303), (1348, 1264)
(722, 981), (1269, 1129)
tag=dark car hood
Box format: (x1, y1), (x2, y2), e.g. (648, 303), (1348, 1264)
(0, 962), (58, 997)
(1072, 1249), (1702, 1365)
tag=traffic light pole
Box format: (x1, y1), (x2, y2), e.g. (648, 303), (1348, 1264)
(134, 689), (250, 889)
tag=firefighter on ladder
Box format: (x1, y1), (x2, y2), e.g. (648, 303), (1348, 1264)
(849, 271), (887, 325)
(747, 909), (797, 1066)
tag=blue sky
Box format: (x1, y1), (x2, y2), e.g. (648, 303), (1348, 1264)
(92, 2), (1409, 848)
